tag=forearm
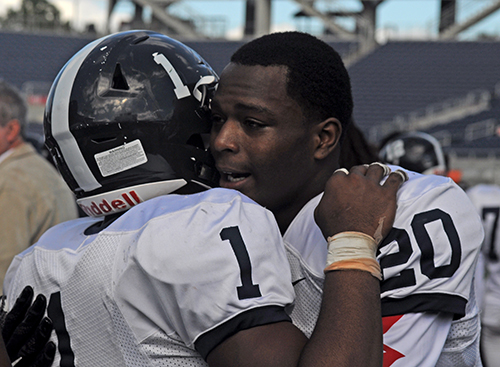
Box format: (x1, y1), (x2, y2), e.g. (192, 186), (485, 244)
(208, 271), (382, 367)
(299, 270), (382, 367)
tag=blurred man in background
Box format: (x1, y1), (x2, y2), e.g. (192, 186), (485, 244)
(0, 80), (78, 288)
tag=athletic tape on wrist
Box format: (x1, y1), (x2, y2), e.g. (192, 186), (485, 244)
(325, 232), (382, 280)
(324, 258), (382, 280)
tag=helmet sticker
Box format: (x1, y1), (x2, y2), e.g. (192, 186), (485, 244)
(95, 139), (148, 177)
(153, 52), (191, 100)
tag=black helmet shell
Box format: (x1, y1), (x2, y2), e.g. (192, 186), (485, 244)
(44, 30), (219, 216)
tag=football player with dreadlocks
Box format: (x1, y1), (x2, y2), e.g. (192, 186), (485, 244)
(210, 32), (484, 367)
(2, 30), (405, 366)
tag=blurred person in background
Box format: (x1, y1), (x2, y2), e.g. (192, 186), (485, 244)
(466, 183), (500, 367)
(0, 80), (78, 288)
(378, 131), (448, 176)
(379, 130), (464, 184)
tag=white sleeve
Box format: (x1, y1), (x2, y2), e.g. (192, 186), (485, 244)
(113, 191), (294, 359)
(379, 170), (484, 318)
(384, 312), (482, 367)
(383, 312), (453, 367)
(383, 288), (481, 367)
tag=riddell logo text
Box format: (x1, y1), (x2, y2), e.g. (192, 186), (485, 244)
(79, 191), (142, 216)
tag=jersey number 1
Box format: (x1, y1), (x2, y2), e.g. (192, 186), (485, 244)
(220, 226), (262, 300)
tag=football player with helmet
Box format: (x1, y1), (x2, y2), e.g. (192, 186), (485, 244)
(210, 32), (484, 366)
(2, 30), (405, 366)
(378, 131), (448, 176)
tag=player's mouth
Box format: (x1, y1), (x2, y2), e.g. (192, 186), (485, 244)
(219, 169), (251, 188)
(223, 171), (250, 182)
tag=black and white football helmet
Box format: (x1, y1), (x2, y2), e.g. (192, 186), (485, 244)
(44, 30), (219, 217)
(379, 131), (447, 175)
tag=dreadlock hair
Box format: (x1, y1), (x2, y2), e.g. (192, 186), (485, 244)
(339, 118), (379, 170)
(230, 31), (353, 140)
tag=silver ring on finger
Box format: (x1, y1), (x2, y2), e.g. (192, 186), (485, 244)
(392, 169), (409, 182)
(369, 162), (391, 176)
(334, 168), (349, 175)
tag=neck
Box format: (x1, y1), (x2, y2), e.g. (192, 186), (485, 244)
(9, 137), (24, 151)
(274, 163), (340, 235)
(274, 201), (310, 235)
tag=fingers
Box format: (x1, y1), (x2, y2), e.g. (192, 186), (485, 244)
(18, 317), (53, 357)
(337, 162), (392, 183)
(364, 162), (391, 182)
(31, 342), (56, 367)
(5, 294), (47, 360)
(383, 169), (409, 191)
(2, 286), (34, 342)
(335, 163), (409, 187)
(17, 318), (54, 367)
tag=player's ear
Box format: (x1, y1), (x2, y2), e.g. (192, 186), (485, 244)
(313, 117), (342, 160)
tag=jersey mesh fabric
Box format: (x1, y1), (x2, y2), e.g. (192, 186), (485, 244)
(435, 279), (482, 367)
(285, 247), (323, 338)
(62, 234), (134, 366)
(139, 332), (207, 367)
(109, 302), (152, 366)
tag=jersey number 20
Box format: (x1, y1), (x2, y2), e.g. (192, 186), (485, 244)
(378, 208), (461, 292)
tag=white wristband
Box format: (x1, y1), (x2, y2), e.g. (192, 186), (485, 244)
(326, 231), (378, 267)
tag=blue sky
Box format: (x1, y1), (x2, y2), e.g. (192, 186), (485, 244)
(106, 0), (500, 39)
(2, 0), (500, 40)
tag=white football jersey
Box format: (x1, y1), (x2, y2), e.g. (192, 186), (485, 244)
(284, 167), (483, 367)
(3, 188), (294, 367)
(467, 184), (500, 329)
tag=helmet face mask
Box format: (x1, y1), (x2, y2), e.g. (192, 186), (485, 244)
(44, 30), (219, 217)
(379, 131), (447, 176)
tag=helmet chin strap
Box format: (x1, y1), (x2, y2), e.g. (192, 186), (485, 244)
(76, 179), (188, 218)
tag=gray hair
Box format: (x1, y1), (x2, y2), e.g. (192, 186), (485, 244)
(0, 80), (27, 134)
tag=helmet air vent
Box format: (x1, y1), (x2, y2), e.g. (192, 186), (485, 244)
(112, 63), (129, 90)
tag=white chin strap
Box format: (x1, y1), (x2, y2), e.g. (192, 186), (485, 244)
(77, 179), (188, 217)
